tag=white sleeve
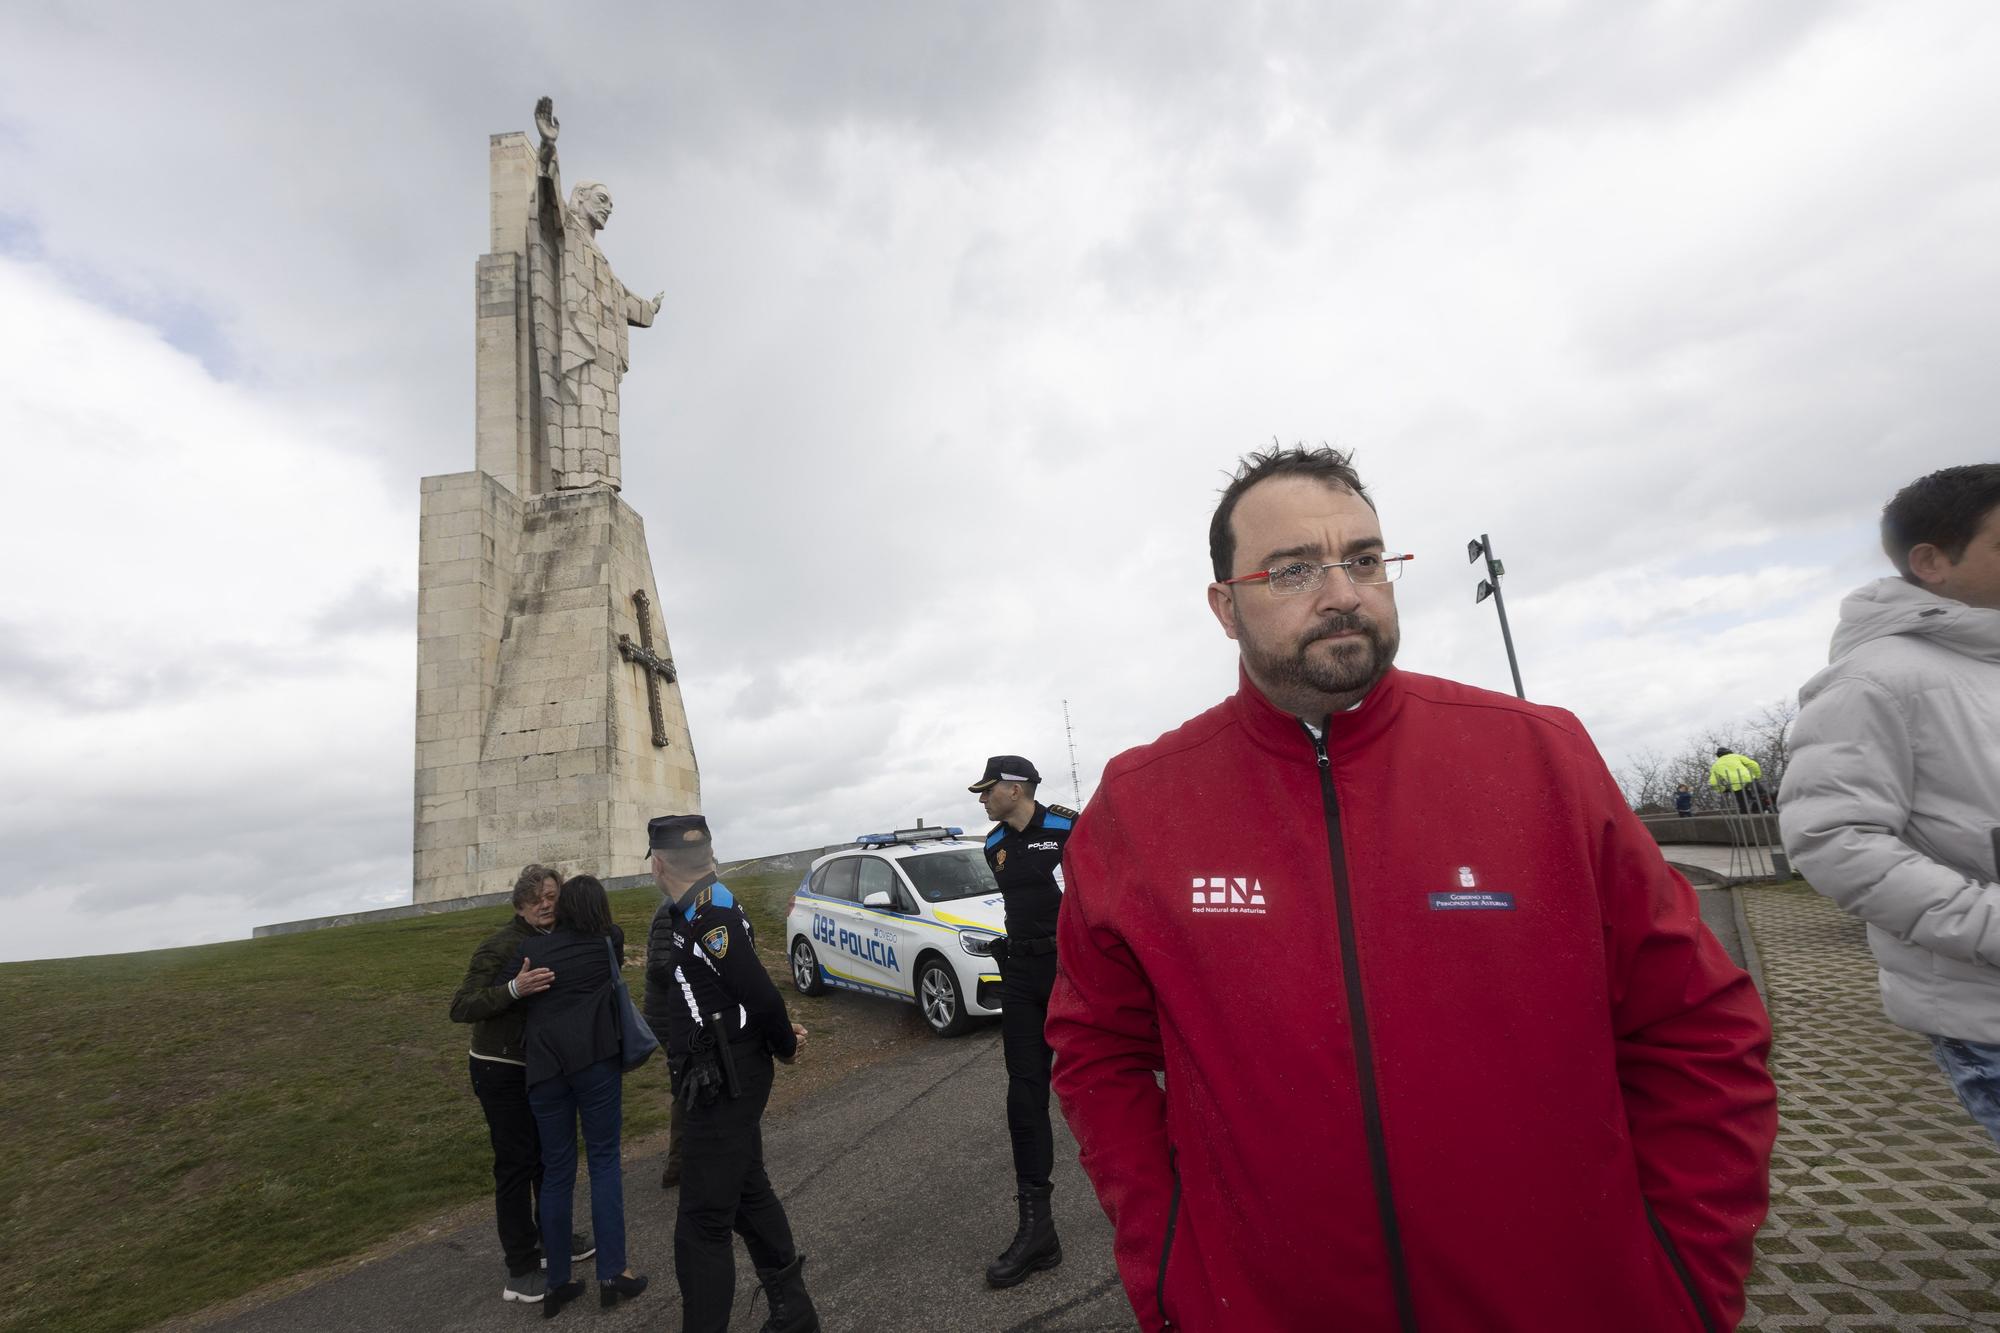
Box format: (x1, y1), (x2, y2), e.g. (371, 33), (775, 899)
(1780, 675), (2000, 965)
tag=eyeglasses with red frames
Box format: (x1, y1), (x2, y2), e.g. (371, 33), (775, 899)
(1220, 552), (1415, 596)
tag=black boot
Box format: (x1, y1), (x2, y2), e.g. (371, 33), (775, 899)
(753, 1254), (820, 1333)
(985, 1184), (1061, 1288)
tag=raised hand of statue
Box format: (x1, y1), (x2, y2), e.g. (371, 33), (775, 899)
(534, 96), (560, 146)
(649, 291), (665, 318)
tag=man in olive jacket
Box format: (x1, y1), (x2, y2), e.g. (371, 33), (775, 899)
(449, 865), (592, 1301)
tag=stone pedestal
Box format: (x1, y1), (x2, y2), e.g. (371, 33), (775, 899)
(414, 473), (699, 902)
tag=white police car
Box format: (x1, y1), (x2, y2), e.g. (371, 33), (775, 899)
(785, 827), (1005, 1037)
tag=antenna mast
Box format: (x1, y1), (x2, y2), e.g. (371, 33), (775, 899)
(1063, 699), (1082, 808)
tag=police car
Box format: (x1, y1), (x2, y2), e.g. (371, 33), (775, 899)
(785, 827), (1005, 1037)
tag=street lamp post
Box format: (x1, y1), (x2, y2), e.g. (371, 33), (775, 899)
(1467, 533), (1525, 700)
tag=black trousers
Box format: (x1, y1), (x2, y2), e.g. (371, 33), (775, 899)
(663, 1063), (686, 1177)
(469, 1056), (543, 1275)
(675, 1044), (797, 1333)
(999, 951), (1058, 1191)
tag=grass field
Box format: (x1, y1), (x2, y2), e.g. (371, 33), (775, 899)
(0, 869), (856, 1333)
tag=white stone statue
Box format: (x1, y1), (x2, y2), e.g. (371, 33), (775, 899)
(529, 96), (663, 491)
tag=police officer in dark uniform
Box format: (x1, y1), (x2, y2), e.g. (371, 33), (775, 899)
(640, 815), (820, 1333)
(968, 756), (1077, 1288)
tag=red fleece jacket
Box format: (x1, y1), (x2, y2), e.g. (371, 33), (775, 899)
(1047, 669), (1775, 1332)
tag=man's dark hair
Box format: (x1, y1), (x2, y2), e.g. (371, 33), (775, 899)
(1882, 464), (2000, 579)
(1209, 444), (1374, 582)
(1716, 748), (1731, 758)
(512, 863), (557, 911)
(658, 842), (715, 875)
(554, 875), (616, 936)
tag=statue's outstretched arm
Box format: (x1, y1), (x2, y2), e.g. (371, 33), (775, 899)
(625, 287), (664, 328)
(534, 96), (564, 233)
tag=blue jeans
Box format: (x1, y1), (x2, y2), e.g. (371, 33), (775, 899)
(528, 1056), (627, 1284)
(1930, 1036), (2000, 1148)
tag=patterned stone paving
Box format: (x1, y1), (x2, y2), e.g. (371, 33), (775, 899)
(1741, 885), (2000, 1330)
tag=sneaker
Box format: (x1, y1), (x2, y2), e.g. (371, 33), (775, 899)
(503, 1270), (548, 1303)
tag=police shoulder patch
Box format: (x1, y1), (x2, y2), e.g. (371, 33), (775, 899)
(1046, 804), (1078, 823)
(701, 926), (730, 958)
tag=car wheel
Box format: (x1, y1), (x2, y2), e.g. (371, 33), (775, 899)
(916, 956), (971, 1037)
(790, 937), (828, 996)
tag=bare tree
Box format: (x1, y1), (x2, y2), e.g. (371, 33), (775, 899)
(1622, 697), (1800, 813)
(1617, 747), (1673, 812)
(1744, 698), (1799, 794)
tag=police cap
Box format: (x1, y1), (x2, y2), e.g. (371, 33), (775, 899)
(967, 756), (1040, 793)
(647, 813), (712, 858)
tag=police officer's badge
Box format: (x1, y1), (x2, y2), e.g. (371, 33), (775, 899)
(995, 850), (1007, 870)
(702, 926), (729, 958)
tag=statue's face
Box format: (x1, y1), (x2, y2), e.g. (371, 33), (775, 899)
(583, 187), (613, 229)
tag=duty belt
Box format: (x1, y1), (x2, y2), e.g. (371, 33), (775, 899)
(1008, 936), (1058, 956)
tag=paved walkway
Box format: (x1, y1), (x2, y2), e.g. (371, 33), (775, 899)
(1741, 885), (2000, 1329)
(179, 1031), (1128, 1333)
(1661, 843), (1786, 886)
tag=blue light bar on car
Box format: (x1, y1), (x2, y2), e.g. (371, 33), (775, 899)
(855, 826), (965, 846)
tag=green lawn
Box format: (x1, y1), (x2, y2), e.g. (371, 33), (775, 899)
(0, 870), (806, 1333)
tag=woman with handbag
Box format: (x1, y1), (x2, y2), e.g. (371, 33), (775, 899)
(509, 874), (650, 1317)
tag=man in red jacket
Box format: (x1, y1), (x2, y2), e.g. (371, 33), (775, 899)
(1046, 445), (1776, 1333)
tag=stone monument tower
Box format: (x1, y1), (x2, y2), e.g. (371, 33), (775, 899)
(412, 98), (700, 904)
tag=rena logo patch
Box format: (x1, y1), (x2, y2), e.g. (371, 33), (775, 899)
(1191, 876), (1267, 915)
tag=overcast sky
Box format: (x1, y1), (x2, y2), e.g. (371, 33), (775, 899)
(2, 2), (1994, 962)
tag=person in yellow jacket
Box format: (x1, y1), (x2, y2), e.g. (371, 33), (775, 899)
(1709, 748), (1764, 813)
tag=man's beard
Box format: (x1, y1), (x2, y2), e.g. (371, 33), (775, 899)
(1242, 610), (1400, 704)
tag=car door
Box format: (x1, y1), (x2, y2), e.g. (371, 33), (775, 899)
(808, 856), (869, 990)
(853, 855), (920, 996)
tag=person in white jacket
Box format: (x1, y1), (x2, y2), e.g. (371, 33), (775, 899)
(1781, 463), (2000, 1146)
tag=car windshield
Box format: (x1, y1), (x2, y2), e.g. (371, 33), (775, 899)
(899, 848), (999, 903)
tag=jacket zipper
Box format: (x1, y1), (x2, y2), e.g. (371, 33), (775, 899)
(1311, 723), (1418, 1332)
(1643, 1199), (1719, 1333)
(1155, 1143), (1181, 1329)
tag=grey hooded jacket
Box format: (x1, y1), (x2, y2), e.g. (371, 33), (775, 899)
(1779, 577), (2000, 1042)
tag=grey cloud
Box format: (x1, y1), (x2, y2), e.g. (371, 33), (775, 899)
(1087, 209), (1224, 307)
(4, 776), (406, 918)
(0, 627), (219, 713)
(311, 580), (417, 639)
(730, 670), (801, 723)
(0, 3), (1840, 463)
(0, 626), (381, 716)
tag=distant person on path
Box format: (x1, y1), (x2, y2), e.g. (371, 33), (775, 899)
(449, 864), (593, 1305)
(967, 755), (1078, 1288)
(1708, 747), (1763, 814)
(643, 815), (819, 1333)
(1781, 464), (2000, 1148)
(1675, 784), (1694, 818)
(509, 875), (648, 1317)
(1047, 445), (1776, 1332)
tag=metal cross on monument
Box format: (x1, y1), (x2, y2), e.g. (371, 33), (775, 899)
(617, 589), (677, 747)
